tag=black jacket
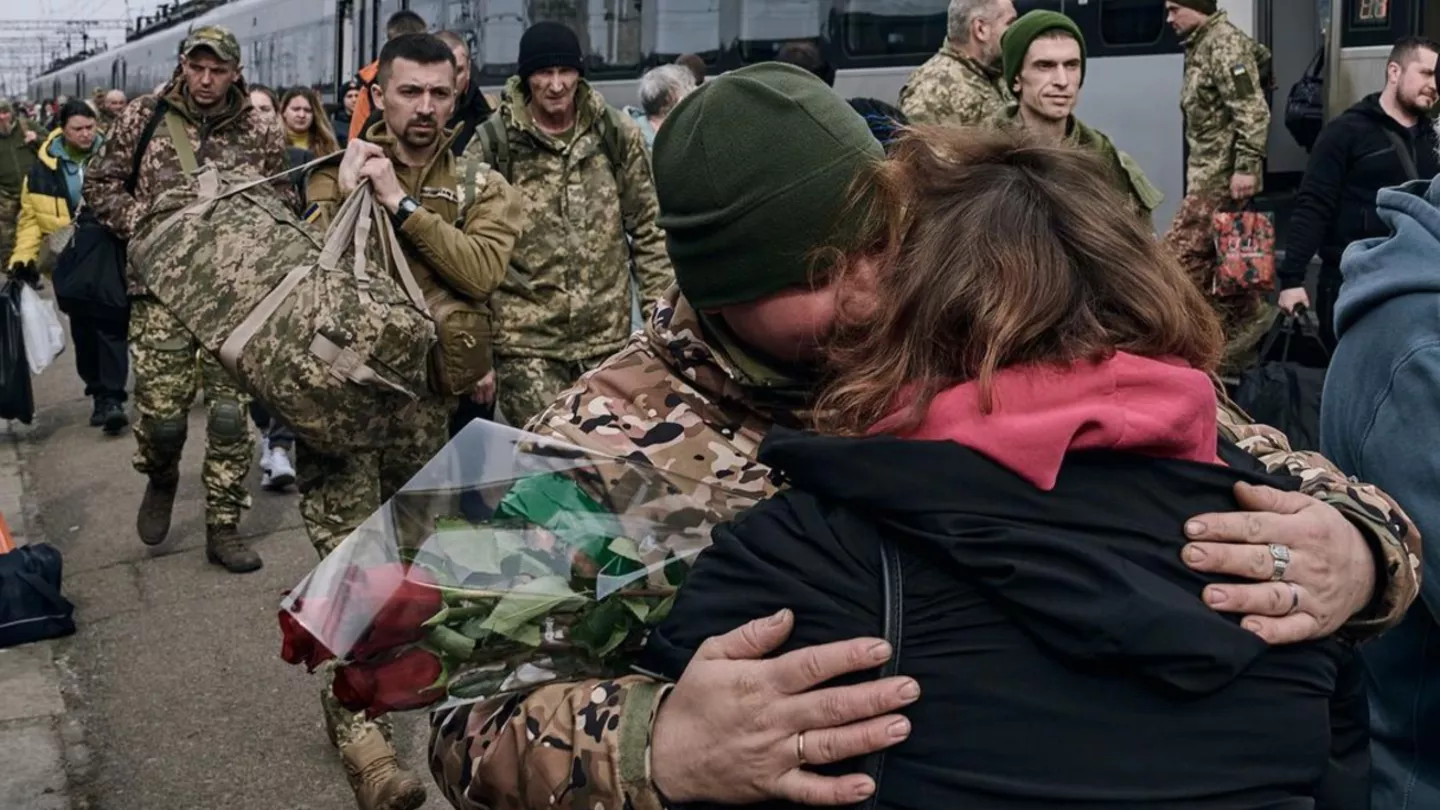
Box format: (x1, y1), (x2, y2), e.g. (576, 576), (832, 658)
(646, 429), (1349, 809)
(1281, 93), (1440, 287)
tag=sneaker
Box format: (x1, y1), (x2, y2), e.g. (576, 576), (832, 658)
(263, 446), (296, 492)
(100, 400), (129, 436)
(258, 436), (272, 474)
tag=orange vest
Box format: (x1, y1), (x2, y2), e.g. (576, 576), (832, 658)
(349, 61), (380, 143)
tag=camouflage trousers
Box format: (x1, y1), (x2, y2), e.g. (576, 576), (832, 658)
(1165, 193), (1275, 376)
(128, 297), (253, 527)
(0, 189), (19, 269)
(296, 394), (454, 749)
(495, 352), (610, 429)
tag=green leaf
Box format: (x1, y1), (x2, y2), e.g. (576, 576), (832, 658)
(607, 536), (642, 562)
(477, 575), (586, 644)
(428, 524), (505, 576)
(427, 625), (477, 660)
(648, 592), (676, 625)
(446, 667), (509, 701)
(621, 598), (651, 623)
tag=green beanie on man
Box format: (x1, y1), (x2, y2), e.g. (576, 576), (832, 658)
(651, 62), (884, 310)
(1001, 11), (1087, 95)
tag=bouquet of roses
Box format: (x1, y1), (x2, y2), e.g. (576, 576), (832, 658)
(277, 421), (745, 717)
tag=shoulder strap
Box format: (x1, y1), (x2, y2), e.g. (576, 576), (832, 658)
(1116, 149), (1165, 212)
(461, 147), (482, 213)
(164, 110), (199, 176)
(478, 114), (511, 183)
(125, 99), (170, 195)
(1384, 128), (1420, 181)
(856, 538), (903, 810)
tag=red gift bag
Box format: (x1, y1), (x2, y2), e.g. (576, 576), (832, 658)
(1212, 206), (1276, 297)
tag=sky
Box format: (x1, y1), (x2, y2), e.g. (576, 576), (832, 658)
(0, 0), (167, 96)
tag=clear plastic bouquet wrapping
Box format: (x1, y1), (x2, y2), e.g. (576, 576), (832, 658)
(277, 420), (749, 717)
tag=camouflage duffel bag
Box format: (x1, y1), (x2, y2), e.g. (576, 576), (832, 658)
(129, 168), (435, 456)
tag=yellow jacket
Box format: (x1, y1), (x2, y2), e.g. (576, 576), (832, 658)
(11, 129), (99, 268)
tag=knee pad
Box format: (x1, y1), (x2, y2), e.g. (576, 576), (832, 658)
(208, 400), (247, 441)
(143, 416), (187, 452)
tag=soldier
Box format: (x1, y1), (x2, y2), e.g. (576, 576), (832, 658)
(84, 26), (293, 572)
(475, 21), (672, 427)
(899, 0), (1018, 126)
(991, 11), (1163, 224)
(0, 99), (42, 269)
(302, 33), (524, 810)
(97, 89), (128, 135)
(429, 63), (1423, 810)
(1162, 0), (1273, 375)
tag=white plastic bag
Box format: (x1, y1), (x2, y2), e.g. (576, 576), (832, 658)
(19, 284), (64, 375)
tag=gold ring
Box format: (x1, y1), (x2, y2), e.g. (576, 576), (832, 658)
(796, 731), (807, 765)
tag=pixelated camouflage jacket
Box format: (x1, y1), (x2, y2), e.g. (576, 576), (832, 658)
(1181, 11), (1272, 196)
(488, 76), (674, 363)
(428, 286), (1422, 810)
(84, 80), (295, 295)
(899, 42), (1012, 128)
(990, 104), (1164, 221)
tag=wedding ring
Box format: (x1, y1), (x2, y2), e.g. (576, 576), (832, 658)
(796, 731), (807, 765)
(1267, 543), (1291, 581)
(1286, 582), (1301, 616)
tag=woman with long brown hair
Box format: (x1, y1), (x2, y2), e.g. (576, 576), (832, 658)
(277, 87), (340, 156)
(645, 126), (1346, 808)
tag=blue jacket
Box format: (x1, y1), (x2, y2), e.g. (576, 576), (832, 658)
(1321, 173), (1440, 810)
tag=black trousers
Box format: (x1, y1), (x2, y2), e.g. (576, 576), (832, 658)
(70, 309), (128, 401)
(249, 401), (296, 450)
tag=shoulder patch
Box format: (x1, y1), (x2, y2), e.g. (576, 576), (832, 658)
(303, 203), (321, 223)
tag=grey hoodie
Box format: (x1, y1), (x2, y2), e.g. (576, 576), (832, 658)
(1321, 173), (1440, 810)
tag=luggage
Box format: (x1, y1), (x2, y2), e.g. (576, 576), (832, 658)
(0, 543), (76, 649)
(54, 209), (129, 318)
(1286, 47), (1325, 152)
(0, 281), (34, 424)
(128, 167), (436, 456)
(1233, 310), (1329, 452)
(1212, 204), (1276, 296)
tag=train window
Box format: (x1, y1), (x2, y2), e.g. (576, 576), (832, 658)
(735, 0), (824, 64)
(1351, 0), (1388, 26)
(649, 0), (722, 65)
(838, 0), (947, 59)
(1098, 0), (1166, 47)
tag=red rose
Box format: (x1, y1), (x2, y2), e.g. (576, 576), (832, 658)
(278, 597), (336, 672)
(339, 562), (445, 661)
(332, 648), (446, 718)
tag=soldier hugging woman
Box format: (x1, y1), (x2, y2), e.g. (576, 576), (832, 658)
(643, 125), (1356, 808)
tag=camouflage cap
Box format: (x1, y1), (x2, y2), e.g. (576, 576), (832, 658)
(182, 25), (241, 64)
(0, 100), (11, 113)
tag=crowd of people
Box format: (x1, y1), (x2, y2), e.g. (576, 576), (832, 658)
(0, 0), (1436, 807)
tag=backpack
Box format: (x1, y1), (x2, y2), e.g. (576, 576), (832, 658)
(0, 543), (76, 649)
(128, 164), (437, 457)
(1285, 47), (1325, 151)
(473, 105), (629, 191)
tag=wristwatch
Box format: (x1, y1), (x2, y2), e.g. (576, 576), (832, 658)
(393, 195), (421, 227)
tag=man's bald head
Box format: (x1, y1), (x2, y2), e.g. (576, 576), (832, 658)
(102, 89), (127, 116)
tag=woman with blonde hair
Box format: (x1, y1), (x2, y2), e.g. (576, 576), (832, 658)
(646, 126), (1349, 808)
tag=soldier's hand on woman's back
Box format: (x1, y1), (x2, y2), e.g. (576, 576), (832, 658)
(650, 609), (919, 806)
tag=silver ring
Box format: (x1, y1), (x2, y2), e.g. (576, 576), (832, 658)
(1285, 581), (1301, 616)
(1267, 543), (1291, 581)
(795, 731), (807, 765)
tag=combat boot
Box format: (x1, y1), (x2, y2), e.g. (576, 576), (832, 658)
(136, 472), (179, 546)
(340, 728), (427, 810)
(205, 524), (263, 574)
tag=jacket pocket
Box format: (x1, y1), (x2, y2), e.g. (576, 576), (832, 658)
(426, 288), (494, 397)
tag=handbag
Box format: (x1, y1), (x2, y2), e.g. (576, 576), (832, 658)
(1285, 47), (1325, 151)
(0, 543), (76, 649)
(1233, 308), (1329, 452)
(1212, 202), (1276, 297)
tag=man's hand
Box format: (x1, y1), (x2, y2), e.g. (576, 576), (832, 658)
(1182, 482), (1377, 644)
(650, 609), (918, 806)
(472, 369), (496, 405)
(338, 138), (385, 195)
(358, 156), (405, 212)
(1277, 287), (1310, 315)
(23, 129), (37, 146)
(1230, 172), (1258, 201)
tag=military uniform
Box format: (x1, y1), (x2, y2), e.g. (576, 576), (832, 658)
(303, 123), (524, 747)
(428, 287), (1423, 810)
(84, 76), (295, 536)
(486, 76), (674, 427)
(0, 114), (42, 270)
(899, 43), (1011, 127)
(1165, 10), (1273, 374)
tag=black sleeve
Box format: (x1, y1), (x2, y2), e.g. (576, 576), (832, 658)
(642, 493), (884, 680)
(1280, 118), (1354, 287)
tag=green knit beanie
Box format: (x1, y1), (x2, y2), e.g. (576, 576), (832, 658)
(1170, 0), (1218, 12)
(652, 62), (884, 310)
(1002, 11), (1087, 97)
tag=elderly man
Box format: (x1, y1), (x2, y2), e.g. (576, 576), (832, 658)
(430, 62), (1421, 810)
(625, 64), (696, 148)
(900, 0), (1018, 126)
(97, 89), (127, 134)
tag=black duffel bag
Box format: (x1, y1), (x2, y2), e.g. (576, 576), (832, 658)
(54, 208), (129, 318)
(0, 543), (76, 649)
(1286, 47), (1326, 152)
(1233, 309), (1329, 452)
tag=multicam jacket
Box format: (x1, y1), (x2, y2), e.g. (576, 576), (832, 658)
(899, 43), (1012, 128)
(488, 76), (673, 363)
(84, 80), (294, 294)
(1181, 11), (1272, 197)
(429, 287), (1422, 810)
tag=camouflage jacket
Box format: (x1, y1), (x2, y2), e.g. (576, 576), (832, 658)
(306, 123), (525, 306)
(429, 286), (1421, 810)
(84, 81), (294, 294)
(1181, 11), (1271, 196)
(990, 105), (1163, 223)
(899, 43), (1011, 128)
(488, 76), (673, 362)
